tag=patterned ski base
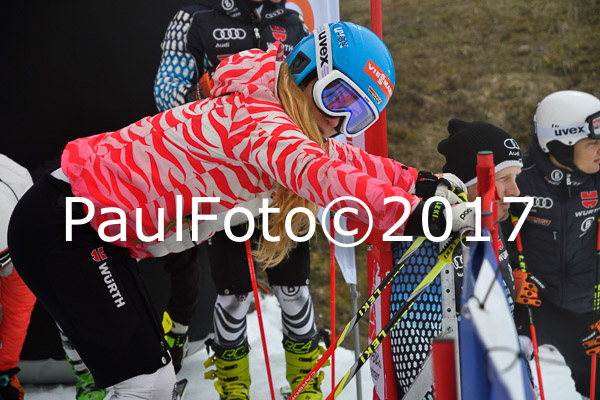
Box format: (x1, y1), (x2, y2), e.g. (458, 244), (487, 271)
(174, 378), (188, 400)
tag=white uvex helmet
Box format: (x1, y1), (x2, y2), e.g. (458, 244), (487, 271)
(534, 90), (600, 169)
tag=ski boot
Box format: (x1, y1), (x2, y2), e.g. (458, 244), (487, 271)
(204, 339), (251, 400)
(165, 327), (189, 374)
(67, 355), (106, 400)
(283, 333), (328, 400)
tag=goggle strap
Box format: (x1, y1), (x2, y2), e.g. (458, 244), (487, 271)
(314, 24), (333, 80)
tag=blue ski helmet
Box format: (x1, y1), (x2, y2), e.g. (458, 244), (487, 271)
(286, 22), (395, 137)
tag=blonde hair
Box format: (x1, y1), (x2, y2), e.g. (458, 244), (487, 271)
(254, 62), (325, 268)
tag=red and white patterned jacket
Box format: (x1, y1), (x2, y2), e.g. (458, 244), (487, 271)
(62, 43), (420, 259)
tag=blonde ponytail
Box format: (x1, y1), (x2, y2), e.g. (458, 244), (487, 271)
(254, 63), (325, 268)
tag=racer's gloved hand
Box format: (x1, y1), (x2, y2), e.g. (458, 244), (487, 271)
(404, 200), (474, 237)
(0, 369), (24, 400)
(435, 172), (468, 200)
(581, 320), (600, 355)
(414, 171), (467, 205)
(444, 202), (475, 233)
(513, 269), (546, 306)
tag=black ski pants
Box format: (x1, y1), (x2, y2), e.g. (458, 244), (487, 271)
(160, 246), (202, 326)
(207, 226), (310, 295)
(7, 171), (171, 388)
(517, 301), (598, 397)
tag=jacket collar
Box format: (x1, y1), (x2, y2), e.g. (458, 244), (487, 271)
(526, 138), (595, 188)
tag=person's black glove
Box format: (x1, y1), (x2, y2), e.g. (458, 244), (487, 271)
(414, 171), (467, 204)
(404, 200), (475, 237)
(0, 368), (24, 400)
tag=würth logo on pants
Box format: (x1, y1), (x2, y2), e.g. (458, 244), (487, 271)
(98, 263), (126, 308)
(91, 247), (126, 308)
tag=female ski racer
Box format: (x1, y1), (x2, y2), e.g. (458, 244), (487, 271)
(152, 2), (316, 393)
(8, 22), (474, 399)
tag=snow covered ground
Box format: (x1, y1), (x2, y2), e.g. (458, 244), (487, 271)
(22, 294), (373, 399)
(19, 294), (586, 399)
(528, 345), (582, 400)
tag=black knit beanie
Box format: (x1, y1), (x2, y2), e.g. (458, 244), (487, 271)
(437, 119), (523, 186)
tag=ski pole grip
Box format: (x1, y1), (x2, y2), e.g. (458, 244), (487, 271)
(476, 151), (499, 260)
(476, 151), (494, 216)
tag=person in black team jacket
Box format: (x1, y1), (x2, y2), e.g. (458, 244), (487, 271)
(506, 90), (600, 398)
(154, 0), (308, 110)
(391, 119), (522, 398)
(153, 2), (324, 399)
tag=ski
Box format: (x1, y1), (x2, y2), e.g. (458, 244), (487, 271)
(174, 378), (188, 400)
(328, 236), (460, 399)
(287, 237), (425, 400)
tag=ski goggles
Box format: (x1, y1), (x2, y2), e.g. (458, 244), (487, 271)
(312, 69), (379, 137)
(586, 110), (600, 139)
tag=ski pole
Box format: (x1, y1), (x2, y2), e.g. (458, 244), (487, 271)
(511, 214), (545, 400)
(286, 236), (426, 400)
(327, 236), (460, 400)
(329, 215), (336, 389)
(590, 213), (600, 400)
(245, 239), (276, 400)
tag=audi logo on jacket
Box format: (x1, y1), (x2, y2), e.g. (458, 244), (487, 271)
(507, 139), (600, 313)
(154, 0), (309, 112)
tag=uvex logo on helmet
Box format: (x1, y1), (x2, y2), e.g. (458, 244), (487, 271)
(333, 26), (348, 48)
(581, 191), (598, 209)
(364, 60), (393, 100)
(318, 30), (329, 69)
(554, 126), (586, 136)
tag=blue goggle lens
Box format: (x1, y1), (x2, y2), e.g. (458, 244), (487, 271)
(321, 79), (377, 135)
